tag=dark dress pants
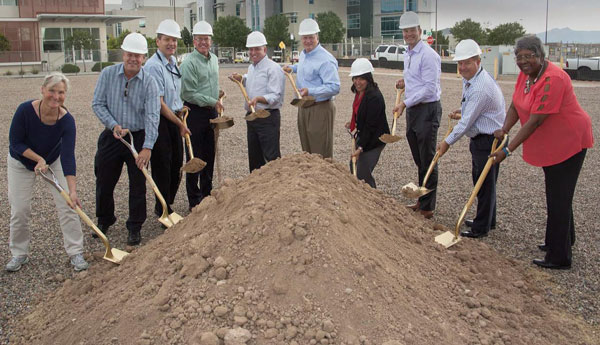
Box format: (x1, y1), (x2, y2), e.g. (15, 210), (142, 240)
(351, 144), (385, 188)
(150, 115), (183, 215)
(247, 109), (281, 172)
(542, 149), (586, 266)
(184, 102), (216, 209)
(405, 101), (442, 211)
(469, 134), (500, 233)
(94, 130), (146, 232)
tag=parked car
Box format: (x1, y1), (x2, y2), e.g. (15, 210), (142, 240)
(371, 44), (407, 62)
(234, 52), (249, 63)
(272, 50), (283, 63)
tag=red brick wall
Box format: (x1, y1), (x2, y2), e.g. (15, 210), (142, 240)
(19, 0), (105, 18)
(0, 22), (41, 62)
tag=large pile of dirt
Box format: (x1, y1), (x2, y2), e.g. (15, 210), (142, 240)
(10, 154), (597, 345)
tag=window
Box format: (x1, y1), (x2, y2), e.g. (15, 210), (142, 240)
(348, 0), (360, 6)
(43, 27), (101, 61)
(381, 0), (402, 13)
(42, 28), (62, 52)
(236, 3), (240, 16)
(139, 19), (146, 28)
(376, 45), (387, 53)
(309, 13), (315, 19)
(347, 13), (360, 29)
(309, 0), (314, 4)
(290, 15), (297, 23)
(116, 22), (122, 36)
(381, 16), (401, 36)
(0, 0), (17, 5)
(407, 0), (417, 11)
(388, 46), (396, 53)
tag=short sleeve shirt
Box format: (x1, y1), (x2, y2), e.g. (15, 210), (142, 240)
(512, 62), (593, 167)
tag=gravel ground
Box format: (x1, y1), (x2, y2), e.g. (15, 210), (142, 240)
(0, 68), (598, 343)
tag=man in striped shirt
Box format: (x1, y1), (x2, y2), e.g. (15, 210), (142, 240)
(436, 39), (506, 238)
(92, 32), (160, 245)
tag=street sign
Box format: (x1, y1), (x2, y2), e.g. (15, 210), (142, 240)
(279, 41), (286, 49)
(427, 36), (434, 45)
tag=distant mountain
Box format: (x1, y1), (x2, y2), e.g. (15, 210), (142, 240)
(536, 28), (600, 43)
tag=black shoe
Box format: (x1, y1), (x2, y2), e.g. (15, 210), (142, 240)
(460, 230), (488, 238)
(465, 219), (496, 230)
(127, 230), (141, 246)
(538, 244), (548, 251)
(92, 225), (110, 238)
(532, 258), (571, 270)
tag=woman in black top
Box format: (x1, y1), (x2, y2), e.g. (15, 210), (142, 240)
(346, 58), (390, 188)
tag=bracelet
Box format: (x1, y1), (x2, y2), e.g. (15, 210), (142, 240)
(502, 146), (511, 157)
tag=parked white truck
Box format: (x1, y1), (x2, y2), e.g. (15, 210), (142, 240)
(370, 44), (407, 62)
(565, 56), (600, 72)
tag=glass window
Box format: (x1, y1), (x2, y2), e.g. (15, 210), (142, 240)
(347, 13), (360, 29)
(407, 0), (417, 11)
(309, 13), (314, 19)
(42, 28), (62, 52)
(376, 45), (387, 52)
(348, 0), (360, 6)
(388, 46), (396, 53)
(1, 0), (18, 5)
(236, 3), (240, 16)
(381, 16), (401, 36)
(139, 19), (146, 28)
(309, 0), (314, 4)
(381, 0), (402, 13)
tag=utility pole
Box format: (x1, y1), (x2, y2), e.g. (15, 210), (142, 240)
(434, 0), (438, 54)
(545, 0), (549, 44)
(173, 0), (176, 21)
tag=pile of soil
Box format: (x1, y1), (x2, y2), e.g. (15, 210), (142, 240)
(10, 154), (597, 345)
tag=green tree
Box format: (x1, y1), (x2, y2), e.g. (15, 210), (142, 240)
(315, 11), (345, 43)
(432, 30), (449, 46)
(213, 16), (251, 50)
(263, 14), (292, 49)
(181, 27), (193, 48)
(65, 29), (95, 72)
(487, 22), (526, 45)
(107, 29), (131, 50)
(450, 18), (487, 44)
(0, 33), (10, 51)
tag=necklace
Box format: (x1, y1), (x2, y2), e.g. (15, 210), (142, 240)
(38, 100), (60, 124)
(525, 60), (546, 94)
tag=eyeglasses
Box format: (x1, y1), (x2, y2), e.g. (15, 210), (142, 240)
(514, 54), (537, 62)
(194, 37), (211, 42)
(124, 81), (129, 98)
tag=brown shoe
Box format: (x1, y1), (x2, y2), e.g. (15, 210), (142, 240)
(406, 202), (420, 211)
(420, 210), (434, 219)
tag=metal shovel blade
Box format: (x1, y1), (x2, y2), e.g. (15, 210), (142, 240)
(254, 109), (271, 119)
(181, 157), (206, 173)
(210, 116), (234, 129)
(158, 212), (184, 228)
(401, 182), (433, 198)
(244, 113), (257, 121)
(290, 98), (302, 106)
(379, 133), (402, 143)
(300, 96), (315, 107)
(435, 231), (461, 248)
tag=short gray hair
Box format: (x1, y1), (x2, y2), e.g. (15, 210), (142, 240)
(514, 35), (545, 60)
(42, 72), (70, 91)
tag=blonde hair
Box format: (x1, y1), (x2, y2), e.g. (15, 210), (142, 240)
(42, 72), (70, 91)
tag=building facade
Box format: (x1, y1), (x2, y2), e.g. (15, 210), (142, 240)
(106, 0), (194, 37)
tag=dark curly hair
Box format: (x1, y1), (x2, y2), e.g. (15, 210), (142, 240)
(350, 72), (378, 93)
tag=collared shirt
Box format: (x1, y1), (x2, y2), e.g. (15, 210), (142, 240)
(403, 40), (442, 108)
(290, 44), (340, 102)
(243, 55), (285, 111)
(145, 49), (184, 112)
(445, 66), (506, 145)
(180, 49), (219, 107)
(92, 63), (160, 149)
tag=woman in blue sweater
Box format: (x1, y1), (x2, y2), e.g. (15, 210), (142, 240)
(6, 72), (88, 272)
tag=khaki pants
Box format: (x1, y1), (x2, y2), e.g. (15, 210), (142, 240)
(297, 100), (335, 159)
(7, 155), (84, 257)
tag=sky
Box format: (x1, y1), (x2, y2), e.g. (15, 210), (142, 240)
(435, 0), (600, 33)
(104, 0), (600, 34)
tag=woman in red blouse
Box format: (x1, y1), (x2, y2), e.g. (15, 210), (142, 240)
(491, 36), (593, 269)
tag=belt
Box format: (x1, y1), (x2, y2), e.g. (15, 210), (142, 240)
(306, 99), (330, 107)
(471, 133), (494, 140)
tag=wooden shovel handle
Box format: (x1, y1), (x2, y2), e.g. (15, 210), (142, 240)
(283, 71), (302, 98)
(421, 116), (459, 187)
(230, 77), (257, 113)
(453, 134), (508, 238)
(392, 87), (405, 119)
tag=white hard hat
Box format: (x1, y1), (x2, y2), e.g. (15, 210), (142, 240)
(298, 18), (320, 36)
(121, 32), (148, 54)
(452, 39), (482, 61)
(193, 20), (213, 36)
(156, 19), (181, 39)
(246, 31), (267, 48)
(349, 58), (374, 77)
(398, 11), (419, 29)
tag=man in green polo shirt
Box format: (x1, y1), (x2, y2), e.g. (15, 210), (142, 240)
(180, 20), (223, 210)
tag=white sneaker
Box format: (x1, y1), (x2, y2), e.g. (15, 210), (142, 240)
(70, 253), (89, 271)
(5, 255), (29, 272)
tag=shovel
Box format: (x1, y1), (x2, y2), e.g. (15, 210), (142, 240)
(228, 76), (270, 121)
(118, 132), (183, 228)
(401, 115), (461, 198)
(209, 90), (234, 129)
(178, 108), (207, 173)
(349, 129), (358, 177)
(379, 87), (405, 144)
(283, 70), (315, 108)
(38, 167), (128, 264)
(435, 134), (508, 248)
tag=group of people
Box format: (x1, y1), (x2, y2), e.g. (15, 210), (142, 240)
(5, 11), (593, 273)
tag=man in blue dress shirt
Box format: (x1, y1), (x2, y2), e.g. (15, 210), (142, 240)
(231, 31), (285, 172)
(145, 19), (190, 218)
(283, 18), (340, 159)
(91, 32), (160, 245)
(436, 39), (506, 238)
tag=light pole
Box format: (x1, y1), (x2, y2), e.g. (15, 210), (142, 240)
(545, 0), (549, 44)
(290, 33), (294, 63)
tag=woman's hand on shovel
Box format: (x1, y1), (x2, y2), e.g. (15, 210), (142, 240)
(34, 158), (48, 175)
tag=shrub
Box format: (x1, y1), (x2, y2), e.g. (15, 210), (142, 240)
(5, 70), (13, 76)
(91, 62), (114, 72)
(18, 69), (25, 75)
(61, 64), (80, 74)
(31, 68), (39, 75)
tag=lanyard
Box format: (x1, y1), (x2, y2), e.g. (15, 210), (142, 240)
(156, 52), (181, 78)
